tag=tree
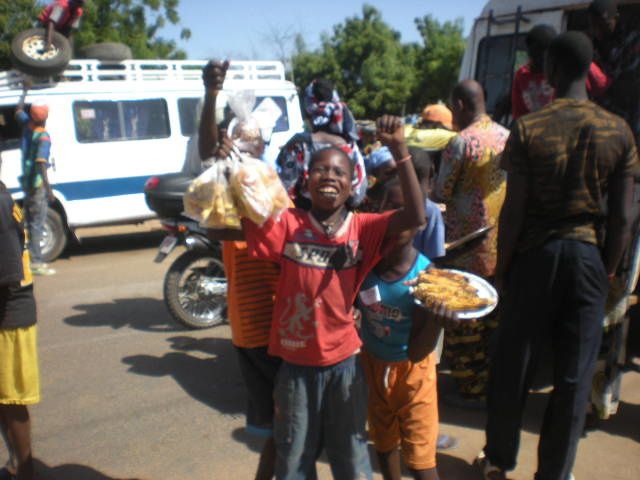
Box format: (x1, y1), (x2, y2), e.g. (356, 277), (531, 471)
(0, 0), (191, 69)
(262, 25), (297, 82)
(410, 15), (466, 110)
(74, 0), (191, 59)
(292, 5), (417, 118)
(0, 0), (39, 70)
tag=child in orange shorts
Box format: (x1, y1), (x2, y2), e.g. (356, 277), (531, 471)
(359, 176), (445, 480)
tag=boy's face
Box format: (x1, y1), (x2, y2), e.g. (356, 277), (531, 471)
(373, 162), (397, 184)
(307, 150), (353, 212)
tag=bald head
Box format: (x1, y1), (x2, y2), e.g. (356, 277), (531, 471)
(451, 80), (486, 130)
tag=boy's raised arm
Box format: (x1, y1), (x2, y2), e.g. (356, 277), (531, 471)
(377, 115), (426, 238)
(198, 60), (229, 161)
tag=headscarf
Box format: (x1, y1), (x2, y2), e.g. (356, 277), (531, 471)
(303, 81), (359, 142)
(30, 104), (49, 123)
(421, 104), (453, 130)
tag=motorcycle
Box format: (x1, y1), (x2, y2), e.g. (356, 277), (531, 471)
(145, 174), (228, 329)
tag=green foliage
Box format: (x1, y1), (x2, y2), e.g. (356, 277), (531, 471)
(292, 5), (466, 118)
(0, 0), (191, 68)
(0, 0), (39, 70)
(293, 5), (417, 118)
(74, 0), (191, 59)
(412, 15), (466, 110)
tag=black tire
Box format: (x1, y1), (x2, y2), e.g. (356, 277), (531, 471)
(41, 207), (67, 262)
(163, 249), (227, 329)
(10, 28), (71, 77)
(79, 43), (132, 62)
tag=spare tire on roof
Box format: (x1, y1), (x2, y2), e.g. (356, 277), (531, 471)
(79, 42), (133, 62)
(10, 28), (72, 77)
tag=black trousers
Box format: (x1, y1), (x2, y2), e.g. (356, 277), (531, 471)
(485, 239), (608, 480)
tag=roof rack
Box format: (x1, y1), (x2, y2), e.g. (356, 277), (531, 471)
(0, 59), (287, 91)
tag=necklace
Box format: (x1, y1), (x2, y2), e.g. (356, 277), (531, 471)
(317, 209), (348, 236)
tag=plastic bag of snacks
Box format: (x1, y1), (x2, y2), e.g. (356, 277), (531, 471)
(227, 90), (264, 158)
(230, 154), (289, 225)
(183, 160), (241, 229)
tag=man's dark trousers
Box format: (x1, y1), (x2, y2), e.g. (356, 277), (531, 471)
(484, 239), (608, 480)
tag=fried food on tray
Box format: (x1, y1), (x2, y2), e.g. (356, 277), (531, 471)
(414, 268), (491, 312)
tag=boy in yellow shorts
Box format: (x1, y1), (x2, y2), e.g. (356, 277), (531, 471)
(359, 177), (452, 480)
(0, 181), (40, 480)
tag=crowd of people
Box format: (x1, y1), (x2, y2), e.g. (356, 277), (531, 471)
(1, 0), (640, 479)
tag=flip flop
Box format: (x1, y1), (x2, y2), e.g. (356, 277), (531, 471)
(436, 434), (459, 451)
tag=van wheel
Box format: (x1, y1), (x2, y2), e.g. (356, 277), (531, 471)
(41, 207), (67, 262)
(10, 28), (72, 77)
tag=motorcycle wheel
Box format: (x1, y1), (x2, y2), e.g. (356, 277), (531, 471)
(164, 250), (227, 329)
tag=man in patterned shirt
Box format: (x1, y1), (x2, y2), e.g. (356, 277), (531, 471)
(479, 32), (637, 480)
(433, 80), (509, 407)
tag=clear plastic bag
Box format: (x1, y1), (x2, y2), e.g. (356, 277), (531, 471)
(227, 90), (264, 157)
(230, 154), (289, 226)
(183, 160), (241, 229)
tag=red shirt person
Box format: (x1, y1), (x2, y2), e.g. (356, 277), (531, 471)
(512, 24), (612, 119)
(38, 0), (84, 37)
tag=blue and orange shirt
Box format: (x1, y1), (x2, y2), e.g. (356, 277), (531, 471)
(359, 253), (431, 362)
(16, 111), (51, 192)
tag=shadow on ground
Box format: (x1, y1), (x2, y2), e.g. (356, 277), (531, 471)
(122, 336), (244, 416)
(34, 458), (146, 480)
(584, 399), (640, 443)
(65, 297), (183, 333)
(63, 230), (165, 259)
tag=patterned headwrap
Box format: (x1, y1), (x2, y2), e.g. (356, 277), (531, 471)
(303, 81), (359, 142)
(276, 133), (368, 207)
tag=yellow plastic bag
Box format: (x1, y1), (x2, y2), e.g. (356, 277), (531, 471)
(183, 161), (241, 229)
(230, 156), (288, 225)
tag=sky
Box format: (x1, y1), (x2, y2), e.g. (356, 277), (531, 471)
(160, 0), (487, 60)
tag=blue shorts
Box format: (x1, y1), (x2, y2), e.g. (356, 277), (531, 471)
(273, 355), (372, 480)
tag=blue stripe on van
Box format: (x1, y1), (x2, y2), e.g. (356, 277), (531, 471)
(7, 175), (158, 201)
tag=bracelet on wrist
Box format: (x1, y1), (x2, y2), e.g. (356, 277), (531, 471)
(396, 155), (412, 166)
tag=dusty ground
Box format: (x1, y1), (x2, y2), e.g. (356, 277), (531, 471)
(1, 226), (638, 479)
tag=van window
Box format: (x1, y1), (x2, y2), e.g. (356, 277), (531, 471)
(73, 99), (170, 143)
(0, 106), (23, 151)
(178, 98), (200, 136)
(255, 96), (289, 133)
(475, 34), (527, 113)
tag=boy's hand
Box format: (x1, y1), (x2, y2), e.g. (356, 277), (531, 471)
(376, 115), (408, 159)
(202, 60), (229, 96)
(426, 300), (465, 330)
